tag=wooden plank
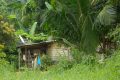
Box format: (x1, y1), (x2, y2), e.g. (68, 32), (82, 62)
(18, 48), (21, 71)
(25, 47), (27, 67)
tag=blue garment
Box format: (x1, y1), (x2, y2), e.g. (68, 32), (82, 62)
(37, 55), (41, 65)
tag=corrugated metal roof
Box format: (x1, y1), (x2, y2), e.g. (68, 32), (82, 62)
(17, 40), (56, 48)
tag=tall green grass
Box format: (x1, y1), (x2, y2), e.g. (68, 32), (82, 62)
(0, 50), (120, 80)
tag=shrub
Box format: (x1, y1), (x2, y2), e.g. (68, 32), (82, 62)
(47, 55), (75, 74)
(71, 48), (97, 66)
(0, 45), (9, 66)
(40, 54), (53, 71)
(71, 48), (83, 63)
(56, 56), (74, 71)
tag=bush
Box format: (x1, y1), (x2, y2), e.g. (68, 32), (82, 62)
(71, 48), (97, 66)
(40, 54), (53, 71)
(81, 55), (97, 66)
(0, 48), (9, 66)
(55, 56), (74, 71)
(71, 48), (83, 63)
(47, 55), (75, 74)
(0, 59), (9, 66)
(7, 54), (18, 69)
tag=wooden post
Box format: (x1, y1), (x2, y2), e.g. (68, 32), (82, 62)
(25, 47), (27, 67)
(18, 48), (21, 71)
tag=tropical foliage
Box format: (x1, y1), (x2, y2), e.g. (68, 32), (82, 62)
(38, 0), (119, 53)
(0, 15), (16, 65)
(0, 0), (120, 80)
(0, 15), (15, 50)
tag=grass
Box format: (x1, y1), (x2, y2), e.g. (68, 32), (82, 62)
(0, 51), (120, 80)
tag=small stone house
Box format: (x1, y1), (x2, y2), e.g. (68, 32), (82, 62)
(17, 40), (71, 69)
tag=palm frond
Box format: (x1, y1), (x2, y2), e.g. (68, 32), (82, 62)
(81, 16), (99, 53)
(96, 5), (116, 25)
(79, 0), (91, 15)
(45, 1), (53, 10)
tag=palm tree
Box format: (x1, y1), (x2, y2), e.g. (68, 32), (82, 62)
(5, 0), (119, 54)
(39, 0), (118, 53)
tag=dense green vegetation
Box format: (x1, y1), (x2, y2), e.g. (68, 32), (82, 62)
(0, 50), (120, 80)
(0, 0), (120, 80)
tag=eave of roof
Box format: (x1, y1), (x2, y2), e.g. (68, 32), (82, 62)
(17, 40), (56, 48)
